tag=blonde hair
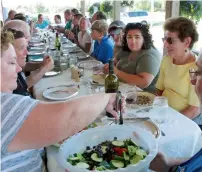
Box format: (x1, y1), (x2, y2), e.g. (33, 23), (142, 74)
(91, 20), (108, 35)
(1, 31), (14, 54)
(79, 17), (91, 30)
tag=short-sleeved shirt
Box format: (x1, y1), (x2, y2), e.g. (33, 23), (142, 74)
(92, 35), (114, 64)
(65, 20), (72, 30)
(1, 93), (43, 172)
(78, 30), (93, 54)
(13, 72), (32, 98)
(35, 20), (49, 29)
(155, 56), (200, 111)
(116, 47), (161, 93)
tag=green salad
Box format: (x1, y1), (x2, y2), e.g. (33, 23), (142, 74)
(67, 138), (147, 171)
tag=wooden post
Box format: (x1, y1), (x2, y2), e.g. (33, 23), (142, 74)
(113, 1), (121, 21)
(80, 0), (86, 16)
(165, 0), (180, 19)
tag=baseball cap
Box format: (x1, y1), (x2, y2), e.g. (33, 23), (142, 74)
(108, 20), (125, 34)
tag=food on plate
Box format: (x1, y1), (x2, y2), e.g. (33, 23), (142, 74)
(67, 138), (147, 170)
(135, 95), (152, 105)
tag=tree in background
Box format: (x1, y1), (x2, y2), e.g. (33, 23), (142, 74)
(100, 1), (113, 18)
(180, 0), (202, 24)
(88, 2), (100, 17)
(121, 0), (134, 7)
(35, 3), (49, 14)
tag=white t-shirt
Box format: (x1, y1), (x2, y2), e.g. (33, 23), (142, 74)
(78, 30), (93, 54)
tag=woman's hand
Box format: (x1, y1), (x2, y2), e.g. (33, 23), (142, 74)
(105, 93), (126, 119)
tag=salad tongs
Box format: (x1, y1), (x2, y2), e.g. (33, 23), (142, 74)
(115, 91), (123, 125)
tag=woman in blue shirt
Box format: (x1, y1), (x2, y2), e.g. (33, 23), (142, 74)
(35, 14), (49, 29)
(91, 20), (114, 64)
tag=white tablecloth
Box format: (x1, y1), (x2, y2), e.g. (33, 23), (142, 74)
(33, 69), (202, 172)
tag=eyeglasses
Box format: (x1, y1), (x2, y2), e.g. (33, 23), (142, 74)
(189, 68), (202, 80)
(162, 37), (179, 45)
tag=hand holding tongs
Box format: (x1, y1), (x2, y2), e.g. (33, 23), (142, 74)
(115, 91), (123, 125)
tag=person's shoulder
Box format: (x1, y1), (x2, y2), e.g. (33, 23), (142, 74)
(102, 36), (114, 47)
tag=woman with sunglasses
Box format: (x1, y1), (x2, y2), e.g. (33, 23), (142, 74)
(104, 22), (161, 93)
(150, 50), (202, 172)
(155, 17), (201, 124)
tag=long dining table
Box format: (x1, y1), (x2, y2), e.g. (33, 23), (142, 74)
(31, 37), (202, 172)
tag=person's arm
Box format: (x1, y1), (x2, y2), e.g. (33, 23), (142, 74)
(150, 152), (189, 172)
(23, 62), (42, 72)
(8, 93), (120, 152)
(55, 27), (65, 33)
(26, 56), (54, 88)
(84, 42), (92, 53)
(114, 66), (155, 88)
(180, 105), (200, 119)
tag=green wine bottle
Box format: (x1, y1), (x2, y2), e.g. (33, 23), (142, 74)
(105, 59), (119, 118)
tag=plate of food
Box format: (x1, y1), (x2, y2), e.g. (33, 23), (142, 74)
(90, 74), (106, 86)
(58, 125), (157, 172)
(43, 85), (78, 101)
(126, 92), (155, 108)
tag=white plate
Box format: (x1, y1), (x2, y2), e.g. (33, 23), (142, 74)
(76, 54), (90, 60)
(31, 58), (43, 62)
(43, 86), (78, 101)
(30, 42), (45, 47)
(28, 51), (45, 55)
(62, 44), (76, 48)
(77, 60), (102, 68)
(44, 71), (61, 77)
(90, 74), (106, 86)
(126, 91), (156, 108)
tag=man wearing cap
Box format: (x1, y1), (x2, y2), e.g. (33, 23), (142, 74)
(108, 20), (125, 59)
(91, 20), (114, 64)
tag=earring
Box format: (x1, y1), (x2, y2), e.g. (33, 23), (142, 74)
(185, 49), (187, 52)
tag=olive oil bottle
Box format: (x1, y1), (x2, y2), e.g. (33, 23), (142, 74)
(105, 59), (119, 118)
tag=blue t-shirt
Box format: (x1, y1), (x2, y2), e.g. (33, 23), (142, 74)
(92, 35), (114, 64)
(35, 20), (49, 29)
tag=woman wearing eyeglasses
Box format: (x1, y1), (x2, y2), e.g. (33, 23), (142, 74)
(104, 22), (161, 93)
(155, 17), (201, 125)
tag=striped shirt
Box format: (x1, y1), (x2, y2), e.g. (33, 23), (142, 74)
(1, 93), (43, 172)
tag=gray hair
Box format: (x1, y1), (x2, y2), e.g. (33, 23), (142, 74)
(3, 20), (30, 40)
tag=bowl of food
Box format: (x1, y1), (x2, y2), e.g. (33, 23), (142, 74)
(58, 125), (157, 172)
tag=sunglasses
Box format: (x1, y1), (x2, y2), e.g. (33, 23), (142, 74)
(162, 37), (178, 45)
(189, 68), (202, 80)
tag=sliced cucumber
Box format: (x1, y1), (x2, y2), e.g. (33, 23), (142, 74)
(136, 148), (147, 158)
(123, 152), (129, 161)
(91, 153), (103, 162)
(130, 155), (142, 164)
(128, 146), (138, 156)
(111, 160), (124, 168)
(112, 141), (124, 147)
(76, 162), (89, 169)
(68, 157), (80, 161)
(101, 146), (107, 154)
